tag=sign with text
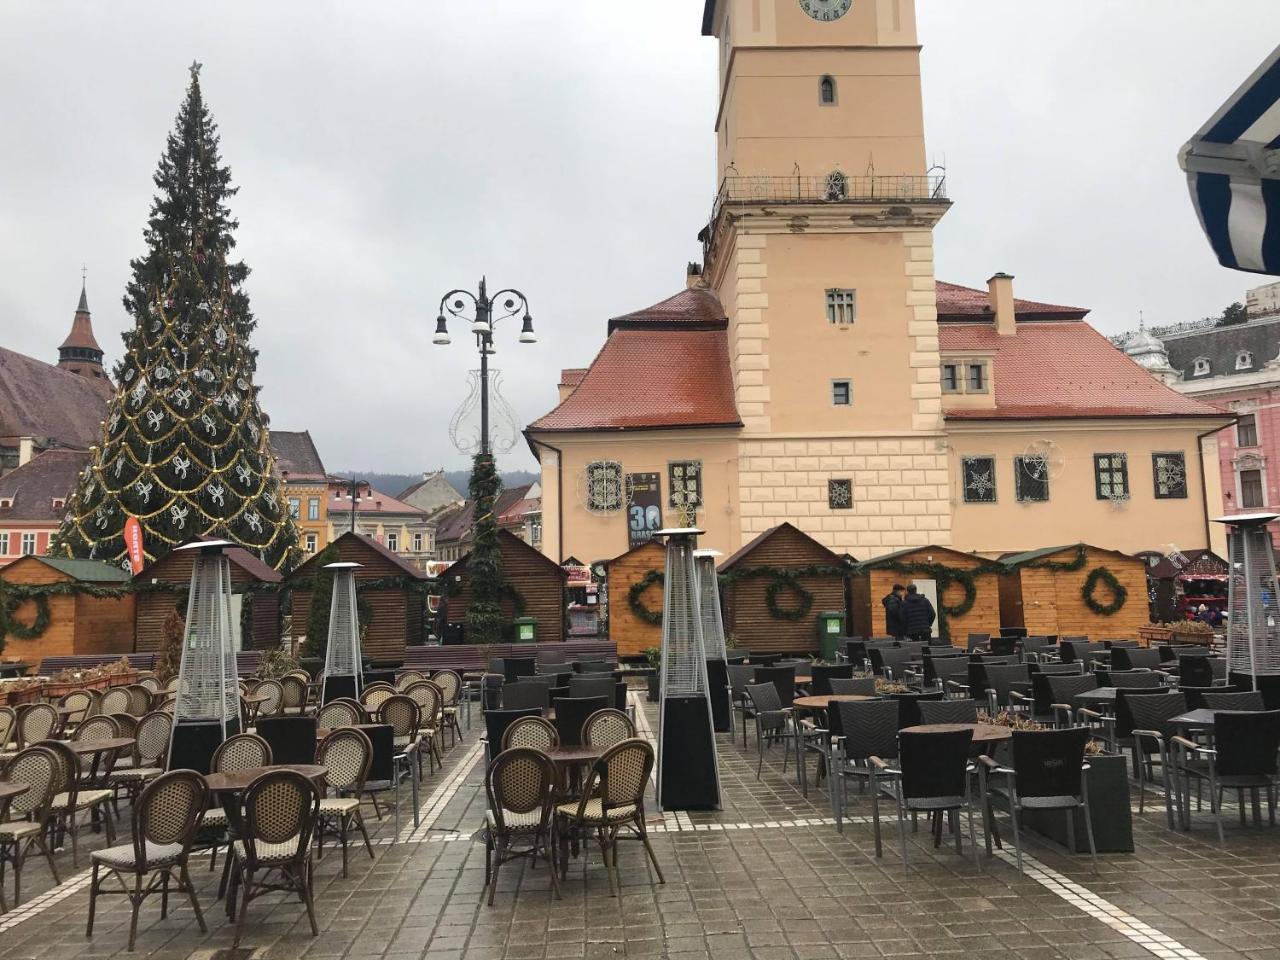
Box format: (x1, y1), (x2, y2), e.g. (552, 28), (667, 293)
(124, 516), (145, 575)
(626, 473), (662, 549)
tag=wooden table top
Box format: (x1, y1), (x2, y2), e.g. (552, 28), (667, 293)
(793, 694), (877, 710)
(543, 745), (602, 765)
(0, 782), (30, 801)
(900, 723), (1013, 744)
(204, 764), (329, 793)
(241, 693), (272, 704)
(66, 737), (135, 755)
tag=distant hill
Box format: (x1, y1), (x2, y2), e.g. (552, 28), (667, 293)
(336, 469), (538, 501)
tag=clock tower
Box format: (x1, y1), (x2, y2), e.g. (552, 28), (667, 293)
(700, 0), (954, 552)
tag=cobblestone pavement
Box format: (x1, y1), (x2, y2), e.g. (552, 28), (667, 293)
(2, 696), (1280, 960)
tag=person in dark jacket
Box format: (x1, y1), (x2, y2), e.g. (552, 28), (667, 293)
(881, 584), (906, 638)
(902, 584), (936, 641)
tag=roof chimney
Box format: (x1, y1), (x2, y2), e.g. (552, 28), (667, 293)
(686, 262), (707, 290)
(988, 273), (1016, 336)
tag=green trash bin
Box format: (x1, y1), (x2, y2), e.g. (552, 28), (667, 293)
(816, 611), (846, 660)
(513, 617), (537, 643)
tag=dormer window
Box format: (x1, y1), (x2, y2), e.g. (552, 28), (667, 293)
(0, 497), (13, 509)
(51, 498), (65, 511)
(819, 75), (837, 105)
(1193, 357), (1211, 376)
(1236, 350), (1254, 370)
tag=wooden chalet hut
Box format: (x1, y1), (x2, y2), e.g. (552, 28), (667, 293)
(1000, 543), (1149, 640)
(440, 529), (567, 643)
(135, 546), (284, 653)
(860, 544), (1001, 644)
(719, 522), (850, 654)
(0, 557), (134, 661)
(288, 531), (429, 660)
(604, 540), (666, 657)
(1141, 549), (1228, 623)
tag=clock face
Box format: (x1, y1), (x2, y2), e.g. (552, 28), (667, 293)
(799, 0), (852, 21)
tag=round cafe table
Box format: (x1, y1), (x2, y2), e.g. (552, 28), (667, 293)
(900, 722), (1012, 744)
(792, 694), (876, 712)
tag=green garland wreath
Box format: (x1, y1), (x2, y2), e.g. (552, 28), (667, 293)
(1081, 566), (1127, 616)
(764, 573), (814, 621)
(0, 591), (52, 643)
(628, 570), (664, 626)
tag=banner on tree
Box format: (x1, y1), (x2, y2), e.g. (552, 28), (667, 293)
(124, 517), (145, 574)
(627, 473), (662, 549)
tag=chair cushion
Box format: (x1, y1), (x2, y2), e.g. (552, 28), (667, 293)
(555, 799), (639, 824)
(0, 820), (41, 839)
(52, 789), (114, 811)
(91, 841), (184, 870)
(202, 810), (229, 828)
(485, 808), (544, 831)
(318, 797), (361, 815)
(109, 767), (163, 783)
(1020, 795), (1081, 810)
(232, 836), (301, 864)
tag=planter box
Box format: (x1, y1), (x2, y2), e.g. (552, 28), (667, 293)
(2, 683), (46, 707)
(1138, 626), (1171, 647)
(42, 670), (139, 701)
(1018, 752), (1133, 853)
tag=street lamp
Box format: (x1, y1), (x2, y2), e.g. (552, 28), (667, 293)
(342, 477), (363, 534)
(432, 278), (535, 455)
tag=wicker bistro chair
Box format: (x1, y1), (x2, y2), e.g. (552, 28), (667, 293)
(872, 728), (981, 869)
(828, 677), (878, 697)
(830, 699), (901, 843)
(981, 664), (1033, 716)
(16, 702), (58, 748)
(252, 680), (284, 720)
(918, 699), (980, 725)
(0, 707), (15, 764)
(73, 714), (125, 787)
(1127, 692), (1189, 828)
(979, 727), (1097, 873)
(1046, 673), (1100, 728)
(226, 769), (322, 948)
(582, 709), (636, 750)
(568, 676), (615, 701)
(46, 733), (118, 864)
(503, 716), (559, 751)
(396, 670), (426, 691)
(278, 675), (309, 715)
(86, 770), (208, 951)
(124, 684), (153, 717)
(58, 689), (96, 734)
(316, 698), (364, 729)
(870, 647), (915, 682)
(401, 681), (444, 774)
(360, 683), (398, 716)
(1172, 710), (1280, 843)
(1110, 648), (1165, 672)
(204, 734), (273, 871)
(555, 739), (662, 898)
(484, 747), (561, 905)
(109, 711), (173, 804)
(432, 669), (467, 742)
(809, 663), (853, 696)
(315, 728), (376, 877)
(0, 746), (62, 908)
(753, 666), (797, 707)
(379, 693), (426, 780)
(98, 687), (132, 717)
(744, 683), (791, 780)
(1201, 691), (1266, 711)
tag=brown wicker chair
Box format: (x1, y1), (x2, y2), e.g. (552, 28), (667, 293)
(484, 747), (560, 906)
(395, 670), (426, 691)
(278, 675), (309, 715)
(110, 711), (173, 803)
(0, 745), (61, 908)
(582, 709), (636, 750)
(86, 769), (209, 951)
(16, 702), (58, 748)
(315, 728), (376, 877)
(57, 689), (96, 733)
(227, 769), (321, 948)
(316, 698), (363, 729)
(401, 681), (443, 774)
(555, 739), (662, 897)
(502, 716), (559, 751)
(204, 734), (272, 871)
(99, 687), (133, 717)
(125, 684), (154, 717)
(252, 679), (284, 720)
(432, 670), (466, 744)
(360, 682), (398, 716)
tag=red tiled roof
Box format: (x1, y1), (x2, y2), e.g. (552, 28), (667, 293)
(607, 288), (727, 331)
(59, 311), (104, 353)
(0, 448), (90, 522)
(938, 322), (1228, 420)
(559, 368), (587, 389)
(935, 281), (1088, 321)
(326, 487), (426, 517)
(528, 326), (740, 433)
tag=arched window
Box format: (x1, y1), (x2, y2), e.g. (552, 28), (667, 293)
(819, 75), (837, 105)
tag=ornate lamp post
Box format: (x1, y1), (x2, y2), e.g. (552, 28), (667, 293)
(432, 278), (535, 455)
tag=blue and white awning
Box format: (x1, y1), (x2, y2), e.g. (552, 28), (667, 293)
(1180, 44), (1280, 275)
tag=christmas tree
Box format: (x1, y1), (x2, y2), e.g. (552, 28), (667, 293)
(465, 453), (506, 644)
(52, 64), (300, 571)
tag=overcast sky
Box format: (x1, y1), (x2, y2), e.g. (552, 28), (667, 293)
(2, 1), (1276, 474)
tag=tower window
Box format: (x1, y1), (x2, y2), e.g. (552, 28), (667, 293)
(831, 380), (852, 406)
(819, 75), (837, 106)
(826, 289), (856, 324)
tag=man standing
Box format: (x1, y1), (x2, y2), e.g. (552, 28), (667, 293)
(902, 584), (936, 642)
(881, 583), (906, 639)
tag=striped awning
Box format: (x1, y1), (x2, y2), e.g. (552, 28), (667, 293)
(1180, 44), (1280, 275)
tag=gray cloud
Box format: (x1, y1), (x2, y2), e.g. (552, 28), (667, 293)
(2, 1), (1275, 472)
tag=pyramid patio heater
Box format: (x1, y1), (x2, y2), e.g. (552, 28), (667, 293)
(1215, 512), (1280, 707)
(167, 540), (241, 774)
(321, 561), (364, 703)
(654, 527), (721, 810)
(694, 549), (732, 733)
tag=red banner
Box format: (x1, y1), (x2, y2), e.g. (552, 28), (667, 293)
(124, 517), (144, 575)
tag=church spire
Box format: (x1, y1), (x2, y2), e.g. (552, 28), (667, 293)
(57, 273), (111, 396)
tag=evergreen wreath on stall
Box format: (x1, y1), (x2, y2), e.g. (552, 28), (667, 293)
(0, 591), (51, 644)
(1081, 566), (1127, 615)
(628, 570), (665, 626)
(763, 572), (814, 621)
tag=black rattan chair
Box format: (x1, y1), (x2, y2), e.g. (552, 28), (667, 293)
(552, 696), (609, 748)
(753, 666), (796, 708)
(830, 699), (899, 841)
(918, 699), (979, 724)
(1173, 710), (1280, 843)
(744, 683), (790, 779)
(1127, 691), (1188, 828)
(810, 663), (853, 696)
(875, 728), (979, 868)
(829, 677), (878, 697)
(1201, 691), (1266, 711)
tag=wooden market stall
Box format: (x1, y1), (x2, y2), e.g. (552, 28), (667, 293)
(1000, 543), (1149, 640)
(288, 531), (429, 661)
(0, 556), (135, 662)
(135, 546), (284, 653)
(719, 522), (850, 655)
(1142, 549), (1229, 623)
(440, 529), (567, 644)
(860, 544), (1001, 645)
(605, 540), (667, 657)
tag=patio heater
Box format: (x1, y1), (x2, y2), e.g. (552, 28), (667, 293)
(1215, 513), (1280, 707)
(167, 540), (240, 773)
(694, 549), (732, 733)
(654, 528), (721, 810)
(321, 561), (364, 703)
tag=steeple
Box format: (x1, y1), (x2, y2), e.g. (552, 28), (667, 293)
(57, 276), (112, 396)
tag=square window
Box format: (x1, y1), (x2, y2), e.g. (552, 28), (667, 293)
(1013, 456), (1049, 503)
(967, 362), (987, 393)
(941, 363), (960, 393)
(832, 380), (852, 406)
(1153, 452), (1187, 499)
(1093, 453), (1129, 501)
(828, 479), (853, 509)
(585, 461), (624, 512)
(961, 457), (997, 503)
(668, 461), (703, 519)
(1240, 469), (1265, 509)
(1237, 414), (1258, 447)
(825, 289), (857, 325)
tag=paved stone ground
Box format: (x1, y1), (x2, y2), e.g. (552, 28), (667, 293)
(2, 696), (1280, 960)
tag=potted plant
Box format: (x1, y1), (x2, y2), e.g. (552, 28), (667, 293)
(643, 647), (661, 702)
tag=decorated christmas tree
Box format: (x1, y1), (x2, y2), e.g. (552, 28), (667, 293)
(465, 453), (506, 644)
(52, 64), (300, 571)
